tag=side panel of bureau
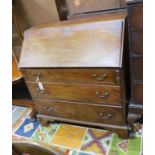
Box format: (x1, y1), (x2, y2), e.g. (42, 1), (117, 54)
(34, 99), (125, 125)
(27, 82), (123, 105)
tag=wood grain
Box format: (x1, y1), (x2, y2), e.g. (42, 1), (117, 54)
(34, 98), (125, 125)
(65, 0), (126, 15)
(22, 68), (121, 85)
(19, 16), (125, 68)
(27, 82), (123, 105)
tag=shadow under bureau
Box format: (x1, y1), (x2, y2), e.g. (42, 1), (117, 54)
(19, 14), (130, 138)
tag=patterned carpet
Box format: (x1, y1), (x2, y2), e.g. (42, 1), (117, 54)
(12, 106), (143, 155)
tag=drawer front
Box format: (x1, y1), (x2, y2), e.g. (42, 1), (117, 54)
(131, 82), (143, 105)
(34, 99), (125, 125)
(27, 83), (122, 105)
(130, 30), (143, 55)
(23, 69), (121, 85)
(128, 3), (143, 31)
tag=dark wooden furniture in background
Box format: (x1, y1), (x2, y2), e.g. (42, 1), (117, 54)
(56, 0), (126, 20)
(127, 0), (143, 125)
(55, 0), (143, 130)
(19, 14), (130, 138)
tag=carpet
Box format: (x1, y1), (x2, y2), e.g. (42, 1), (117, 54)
(12, 106), (143, 155)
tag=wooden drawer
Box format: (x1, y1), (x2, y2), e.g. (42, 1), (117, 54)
(27, 82), (122, 106)
(65, 0), (125, 15)
(131, 82), (143, 105)
(128, 3), (143, 31)
(34, 99), (125, 125)
(130, 57), (143, 81)
(130, 30), (143, 55)
(23, 69), (121, 85)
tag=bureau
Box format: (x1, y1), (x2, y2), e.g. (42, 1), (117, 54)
(19, 14), (130, 138)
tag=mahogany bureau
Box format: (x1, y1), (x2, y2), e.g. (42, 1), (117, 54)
(19, 14), (130, 138)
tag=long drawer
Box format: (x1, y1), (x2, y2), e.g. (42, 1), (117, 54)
(22, 69), (121, 85)
(34, 99), (125, 125)
(27, 82), (122, 105)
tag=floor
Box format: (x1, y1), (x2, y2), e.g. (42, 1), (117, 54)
(12, 106), (143, 155)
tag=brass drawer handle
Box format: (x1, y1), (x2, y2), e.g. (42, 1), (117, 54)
(96, 91), (109, 98)
(92, 73), (107, 81)
(43, 106), (53, 112)
(99, 112), (112, 119)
